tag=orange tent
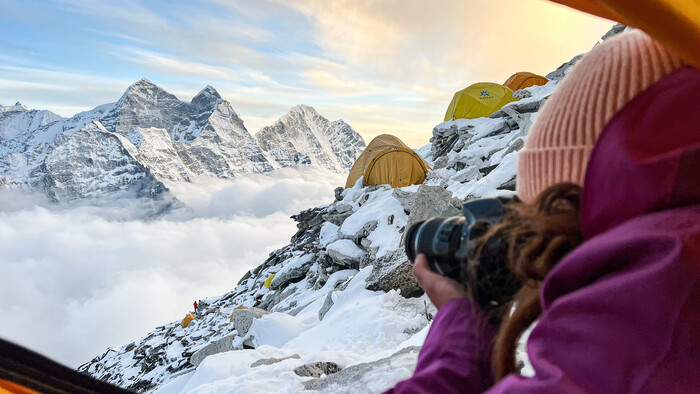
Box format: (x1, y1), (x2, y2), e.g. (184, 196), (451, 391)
(504, 72), (549, 91)
(181, 314), (196, 328)
(345, 134), (430, 189)
(550, 0), (699, 70)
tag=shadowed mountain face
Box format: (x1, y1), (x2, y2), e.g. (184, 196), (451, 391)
(0, 80), (366, 205)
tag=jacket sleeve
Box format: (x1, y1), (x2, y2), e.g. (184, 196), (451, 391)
(386, 298), (495, 394)
(487, 220), (700, 393)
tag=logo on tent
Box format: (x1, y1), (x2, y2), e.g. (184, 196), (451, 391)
(479, 90), (494, 99)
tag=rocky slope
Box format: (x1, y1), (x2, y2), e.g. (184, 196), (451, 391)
(0, 80), (365, 203)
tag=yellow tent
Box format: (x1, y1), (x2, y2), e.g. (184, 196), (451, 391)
(264, 274), (275, 288)
(345, 134), (430, 189)
(181, 313), (196, 328)
(444, 82), (518, 121)
(503, 72), (549, 91)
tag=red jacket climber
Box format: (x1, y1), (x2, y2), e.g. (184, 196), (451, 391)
(193, 301), (198, 313)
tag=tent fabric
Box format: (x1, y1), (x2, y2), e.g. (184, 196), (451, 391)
(0, 380), (39, 394)
(345, 134), (430, 189)
(181, 314), (196, 328)
(550, 0), (700, 71)
(503, 72), (549, 91)
(0, 337), (134, 393)
(444, 83), (518, 121)
(263, 274), (275, 288)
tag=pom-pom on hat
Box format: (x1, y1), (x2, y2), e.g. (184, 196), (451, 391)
(516, 29), (685, 202)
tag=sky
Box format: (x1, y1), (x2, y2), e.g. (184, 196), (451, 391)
(0, 0), (614, 147)
(0, 167), (347, 367)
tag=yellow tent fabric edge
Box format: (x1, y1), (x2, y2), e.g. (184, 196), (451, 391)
(550, 0), (700, 71)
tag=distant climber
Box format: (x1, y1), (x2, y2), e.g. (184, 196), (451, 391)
(193, 300), (198, 314)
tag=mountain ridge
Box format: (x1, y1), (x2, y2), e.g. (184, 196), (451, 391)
(0, 80), (366, 203)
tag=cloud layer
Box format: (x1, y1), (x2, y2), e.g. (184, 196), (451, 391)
(0, 167), (346, 367)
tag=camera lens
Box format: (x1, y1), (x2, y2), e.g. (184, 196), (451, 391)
(405, 216), (466, 280)
(405, 219), (438, 261)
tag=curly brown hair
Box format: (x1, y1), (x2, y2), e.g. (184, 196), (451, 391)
(467, 183), (583, 380)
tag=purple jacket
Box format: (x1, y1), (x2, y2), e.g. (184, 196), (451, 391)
(388, 66), (700, 393)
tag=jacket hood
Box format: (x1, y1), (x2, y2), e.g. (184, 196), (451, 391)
(581, 66), (700, 239)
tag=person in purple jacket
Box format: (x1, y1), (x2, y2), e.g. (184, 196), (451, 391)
(388, 29), (700, 393)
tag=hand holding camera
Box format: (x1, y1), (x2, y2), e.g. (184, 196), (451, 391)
(411, 253), (466, 310)
(405, 198), (522, 323)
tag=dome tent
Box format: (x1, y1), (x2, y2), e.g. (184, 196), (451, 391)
(181, 314), (196, 328)
(345, 134), (430, 189)
(503, 72), (549, 91)
(444, 82), (518, 121)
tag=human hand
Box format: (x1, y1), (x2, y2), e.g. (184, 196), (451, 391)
(412, 254), (467, 310)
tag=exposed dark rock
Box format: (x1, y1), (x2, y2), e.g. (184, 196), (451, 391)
(404, 185), (461, 241)
(302, 347), (421, 391)
(546, 54), (585, 81)
(190, 334), (237, 367)
(365, 251), (423, 298)
(293, 361), (343, 378)
(250, 354), (301, 368)
(602, 23), (627, 41)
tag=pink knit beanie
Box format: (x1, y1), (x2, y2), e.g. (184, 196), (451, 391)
(517, 29), (685, 202)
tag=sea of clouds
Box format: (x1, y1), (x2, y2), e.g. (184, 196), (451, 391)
(0, 167), (346, 368)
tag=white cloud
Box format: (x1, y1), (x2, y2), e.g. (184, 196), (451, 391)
(0, 167), (345, 367)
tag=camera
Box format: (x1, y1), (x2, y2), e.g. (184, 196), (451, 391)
(405, 197), (521, 312)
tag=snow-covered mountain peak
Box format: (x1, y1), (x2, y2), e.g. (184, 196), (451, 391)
(287, 104), (318, 116)
(194, 85), (221, 100)
(1, 102), (29, 113)
(255, 104), (366, 173)
(191, 85), (223, 113)
(282, 104), (329, 128)
(119, 78), (179, 107)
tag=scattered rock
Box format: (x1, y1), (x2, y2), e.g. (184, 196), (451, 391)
(365, 250), (422, 298)
(231, 307), (269, 338)
(293, 361), (343, 378)
(302, 347), (421, 392)
(323, 211), (354, 227)
(404, 185), (461, 240)
(602, 23), (627, 41)
(334, 187), (344, 201)
(269, 254), (316, 290)
(335, 203), (353, 213)
(250, 354), (300, 368)
(546, 53), (584, 81)
(391, 189), (416, 213)
(450, 166), (481, 184)
(432, 132), (459, 160)
(190, 334), (236, 367)
(318, 291), (337, 321)
(497, 176), (517, 191)
(236, 270), (252, 286)
(326, 239), (366, 268)
(511, 89), (532, 100)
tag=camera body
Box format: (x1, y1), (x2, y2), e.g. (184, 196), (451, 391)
(405, 198), (521, 313)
